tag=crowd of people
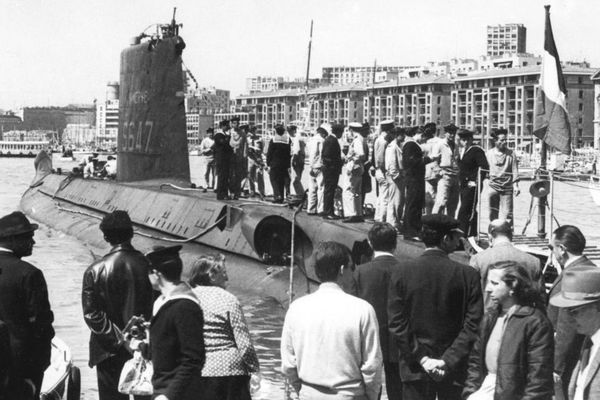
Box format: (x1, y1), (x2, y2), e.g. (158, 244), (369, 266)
(0, 209), (599, 399)
(203, 119), (521, 239)
(0, 210), (259, 400)
(281, 217), (600, 400)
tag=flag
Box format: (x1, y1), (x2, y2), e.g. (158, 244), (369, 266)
(533, 5), (571, 154)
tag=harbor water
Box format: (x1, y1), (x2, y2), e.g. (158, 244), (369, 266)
(2, 154), (600, 399)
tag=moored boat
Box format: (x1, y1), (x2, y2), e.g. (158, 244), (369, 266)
(0, 141), (49, 158)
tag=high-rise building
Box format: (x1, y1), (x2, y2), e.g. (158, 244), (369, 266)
(96, 81), (119, 149)
(487, 24), (527, 56)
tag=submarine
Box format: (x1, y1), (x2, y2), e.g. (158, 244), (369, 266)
(20, 15), (464, 305)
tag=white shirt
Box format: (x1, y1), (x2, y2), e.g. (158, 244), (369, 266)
(281, 282), (383, 400)
(574, 328), (600, 400)
(307, 135), (324, 169)
(290, 135), (302, 156)
(373, 251), (394, 258)
(0, 246), (13, 253)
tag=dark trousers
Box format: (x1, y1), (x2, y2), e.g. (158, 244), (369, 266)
(198, 375), (251, 400)
(404, 179), (425, 237)
(97, 354), (151, 400)
(457, 185), (478, 236)
(6, 370), (43, 400)
(216, 161), (231, 199)
(269, 168), (288, 202)
(322, 168), (340, 216)
(402, 379), (462, 400)
(383, 362), (402, 400)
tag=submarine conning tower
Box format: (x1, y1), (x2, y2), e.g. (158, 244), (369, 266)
(117, 24), (190, 184)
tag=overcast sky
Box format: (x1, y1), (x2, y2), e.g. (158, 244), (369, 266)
(1, 0), (598, 110)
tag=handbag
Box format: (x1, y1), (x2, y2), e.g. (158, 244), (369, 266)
(118, 350), (153, 395)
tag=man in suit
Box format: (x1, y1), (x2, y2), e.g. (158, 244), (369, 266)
(213, 119), (233, 200)
(266, 124), (291, 204)
(456, 129), (489, 236)
(548, 225), (598, 398)
(0, 211), (54, 400)
(353, 222), (403, 399)
(388, 214), (483, 400)
(550, 266), (600, 400)
(469, 219), (543, 309)
(402, 126), (430, 240)
(321, 123), (344, 219)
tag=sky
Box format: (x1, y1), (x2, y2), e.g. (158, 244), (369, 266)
(1, 0), (598, 111)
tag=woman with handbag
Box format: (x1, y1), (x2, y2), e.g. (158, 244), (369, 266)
(463, 261), (554, 400)
(188, 254), (260, 400)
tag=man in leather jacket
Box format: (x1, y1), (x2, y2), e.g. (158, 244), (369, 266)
(82, 210), (154, 400)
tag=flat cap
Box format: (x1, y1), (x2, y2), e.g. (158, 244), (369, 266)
(145, 245), (183, 273)
(443, 123), (458, 134)
(100, 210), (133, 231)
(380, 120), (395, 132)
(422, 214), (463, 235)
(457, 128), (474, 138)
(550, 266), (600, 308)
(0, 211), (38, 239)
(349, 122), (362, 130)
(405, 126), (420, 137)
(218, 119), (229, 127)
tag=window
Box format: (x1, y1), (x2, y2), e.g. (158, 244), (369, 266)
(579, 103), (583, 111)
(579, 90), (584, 99)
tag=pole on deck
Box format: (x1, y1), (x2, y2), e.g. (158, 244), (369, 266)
(537, 141), (547, 238)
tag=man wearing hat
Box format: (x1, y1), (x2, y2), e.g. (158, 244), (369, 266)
(321, 123), (344, 219)
(550, 266), (600, 399)
(288, 125), (306, 196)
(547, 225), (597, 398)
(402, 125), (430, 240)
(266, 124), (291, 204)
(486, 128), (520, 224)
(342, 122), (369, 223)
(145, 245), (205, 400)
(213, 119), (233, 200)
(82, 210), (153, 400)
(389, 214), (482, 400)
(306, 125), (327, 214)
(0, 211), (54, 399)
(431, 123), (460, 216)
(456, 128), (489, 237)
(374, 120), (396, 222)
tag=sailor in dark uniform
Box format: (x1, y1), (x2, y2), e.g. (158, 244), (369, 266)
(213, 120), (233, 200)
(266, 125), (291, 204)
(402, 126), (429, 240)
(456, 129), (489, 237)
(321, 123), (344, 219)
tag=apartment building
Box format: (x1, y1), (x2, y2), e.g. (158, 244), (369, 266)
(487, 24), (527, 56)
(321, 66), (419, 86)
(451, 66), (595, 150)
(591, 69), (600, 149)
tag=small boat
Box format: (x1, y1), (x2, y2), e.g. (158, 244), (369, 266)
(0, 141), (49, 158)
(40, 337), (80, 400)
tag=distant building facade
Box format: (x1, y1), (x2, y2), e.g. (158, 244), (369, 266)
(63, 123), (96, 147)
(591, 69), (600, 150)
(18, 106), (94, 142)
(321, 66), (419, 86)
(96, 82), (120, 149)
(185, 86), (230, 145)
(0, 114), (23, 139)
(487, 24), (527, 56)
(451, 66), (595, 150)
